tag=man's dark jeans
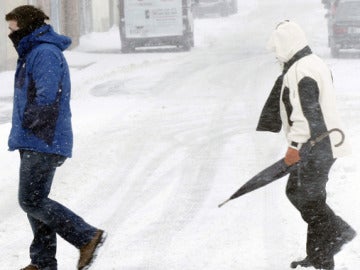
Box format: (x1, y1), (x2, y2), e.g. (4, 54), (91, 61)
(18, 150), (97, 270)
(286, 152), (352, 269)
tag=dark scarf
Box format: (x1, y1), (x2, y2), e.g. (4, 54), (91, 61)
(8, 21), (46, 48)
(256, 46), (312, 132)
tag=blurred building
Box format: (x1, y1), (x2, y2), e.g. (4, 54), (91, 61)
(0, 0), (27, 71)
(0, 0), (119, 71)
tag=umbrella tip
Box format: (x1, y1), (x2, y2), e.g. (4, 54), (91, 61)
(218, 199), (231, 208)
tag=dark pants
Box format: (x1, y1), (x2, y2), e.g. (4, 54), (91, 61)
(18, 150), (97, 270)
(286, 153), (352, 269)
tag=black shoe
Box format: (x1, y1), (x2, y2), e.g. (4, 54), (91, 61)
(290, 257), (312, 268)
(330, 226), (356, 255)
(311, 256), (334, 270)
(314, 261), (334, 270)
(291, 256), (334, 270)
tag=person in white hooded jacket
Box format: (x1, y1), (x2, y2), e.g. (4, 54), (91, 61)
(257, 21), (356, 270)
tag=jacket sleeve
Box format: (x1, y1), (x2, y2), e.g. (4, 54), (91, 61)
(285, 75), (328, 147)
(31, 48), (63, 105)
(22, 48), (63, 145)
(297, 77), (328, 139)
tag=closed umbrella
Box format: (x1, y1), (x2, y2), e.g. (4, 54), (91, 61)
(218, 128), (344, 208)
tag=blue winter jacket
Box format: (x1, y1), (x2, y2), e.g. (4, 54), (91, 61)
(8, 24), (73, 157)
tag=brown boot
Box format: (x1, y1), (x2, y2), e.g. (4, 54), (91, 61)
(78, 229), (106, 270)
(20, 265), (39, 270)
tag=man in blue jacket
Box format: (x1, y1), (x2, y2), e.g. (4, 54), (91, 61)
(5, 5), (106, 270)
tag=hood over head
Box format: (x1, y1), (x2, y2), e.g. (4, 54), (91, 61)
(267, 21), (309, 63)
(16, 24), (71, 57)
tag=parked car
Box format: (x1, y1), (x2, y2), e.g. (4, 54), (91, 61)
(118, 0), (195, 53)
(328, 0), (360, 57)
(194, 0), (238, 18)
(322, 0), (335, 9)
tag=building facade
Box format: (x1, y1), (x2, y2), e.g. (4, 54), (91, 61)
(0, 0), (27, 71)
(0, 0), (119, 71)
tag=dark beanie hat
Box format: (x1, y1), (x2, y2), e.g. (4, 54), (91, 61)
(5, 5), (49, 30)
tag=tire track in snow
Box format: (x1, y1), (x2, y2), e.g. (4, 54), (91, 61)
(91, 54), (273, 269)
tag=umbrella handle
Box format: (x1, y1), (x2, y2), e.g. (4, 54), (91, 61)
(310, 128), (344, 147)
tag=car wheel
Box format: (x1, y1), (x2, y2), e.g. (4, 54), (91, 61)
(189, 31), (194, 47)
(121, 41), (135, 53)
(121, 46), (133, 54)
(330, 46), (339, 58)
(182, 39), (191, 51)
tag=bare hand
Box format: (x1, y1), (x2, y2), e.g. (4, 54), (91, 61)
(284, 147), (300, 166)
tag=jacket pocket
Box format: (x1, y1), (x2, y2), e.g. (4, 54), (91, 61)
(22, 100), (61, 145)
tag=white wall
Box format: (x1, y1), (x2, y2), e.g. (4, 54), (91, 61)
(0, 0), (28, 71)
(91, 0), (119, 32)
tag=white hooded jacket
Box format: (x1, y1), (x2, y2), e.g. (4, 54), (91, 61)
(267, 21), (349, 158)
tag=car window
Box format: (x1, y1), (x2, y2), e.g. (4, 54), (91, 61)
(336, 2), (360, 20)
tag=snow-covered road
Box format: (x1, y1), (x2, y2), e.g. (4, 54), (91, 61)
(1, 0), (359, 269)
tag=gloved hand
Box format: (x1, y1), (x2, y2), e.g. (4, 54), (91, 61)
(284, 147), (300, 166)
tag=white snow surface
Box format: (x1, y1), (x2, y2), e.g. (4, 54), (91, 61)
(1, 0), (360, 269)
